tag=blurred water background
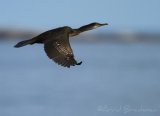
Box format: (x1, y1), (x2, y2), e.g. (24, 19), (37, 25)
(0, 0), (160, 116)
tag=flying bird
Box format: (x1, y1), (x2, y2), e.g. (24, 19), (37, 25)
(14, 22), (108, 68)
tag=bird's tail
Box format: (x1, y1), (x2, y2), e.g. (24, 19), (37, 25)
(14, 39), (35, 48)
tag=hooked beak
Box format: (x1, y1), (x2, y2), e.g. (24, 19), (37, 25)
(100, 23), (108, 26)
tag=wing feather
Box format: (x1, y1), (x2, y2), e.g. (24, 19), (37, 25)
(44, 33), (82, 68)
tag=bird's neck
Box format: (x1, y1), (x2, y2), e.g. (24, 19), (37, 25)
(69, 29), (81, 37)
(78, 24), (95, 33)
(69, 24), (96, 37)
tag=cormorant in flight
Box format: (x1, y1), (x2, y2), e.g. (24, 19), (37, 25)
(14, 22), (108, 68)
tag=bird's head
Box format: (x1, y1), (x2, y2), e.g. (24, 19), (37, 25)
(78, 22), (108, 33)
(89, 22), (108, 29)
(69, 22), (108, 37)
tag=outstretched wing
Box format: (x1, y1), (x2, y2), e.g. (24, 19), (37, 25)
(44, 33), (82, 68)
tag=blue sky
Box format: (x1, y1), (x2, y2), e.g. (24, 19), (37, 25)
(0, 0), (160, 31)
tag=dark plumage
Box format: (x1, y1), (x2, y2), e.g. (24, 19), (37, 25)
(14, 22), (108, 68)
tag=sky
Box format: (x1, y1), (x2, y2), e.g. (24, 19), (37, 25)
(0, 0), (160, 31)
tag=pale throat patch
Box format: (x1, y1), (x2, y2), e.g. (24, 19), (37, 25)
(93, 25), (100, 29)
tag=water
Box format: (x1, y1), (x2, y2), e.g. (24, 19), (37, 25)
(0, 42), (160, 116)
